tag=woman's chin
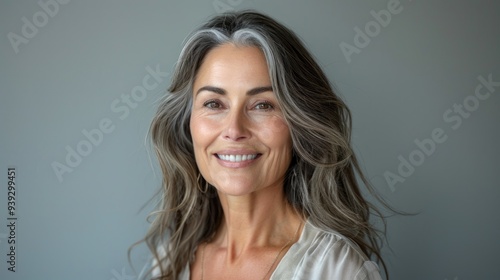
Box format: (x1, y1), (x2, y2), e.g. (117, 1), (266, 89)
(213, 184), (258, 197)
(208, 174), (257, 196)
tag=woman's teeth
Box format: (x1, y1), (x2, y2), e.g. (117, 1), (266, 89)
(217, 154), (257, 162)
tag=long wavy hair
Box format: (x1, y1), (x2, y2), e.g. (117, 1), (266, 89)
(141, 10), (391, 279)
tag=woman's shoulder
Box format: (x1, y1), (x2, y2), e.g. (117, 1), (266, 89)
(271, 220), (382, 280)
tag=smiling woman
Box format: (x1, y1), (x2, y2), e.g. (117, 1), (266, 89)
(141, 10), (390, 280)
(191, 44), (292, 198)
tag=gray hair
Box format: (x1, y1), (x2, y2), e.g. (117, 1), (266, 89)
(141, 10), (390, 279)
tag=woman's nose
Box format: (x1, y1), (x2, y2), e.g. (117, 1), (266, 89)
(222, 108), (250, 141)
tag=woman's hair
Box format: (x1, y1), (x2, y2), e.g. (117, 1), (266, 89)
(142, 10), (390, 279)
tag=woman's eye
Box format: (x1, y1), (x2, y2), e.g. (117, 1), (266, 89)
(255, 102), (274, 111)
(203, 100), (222, 109)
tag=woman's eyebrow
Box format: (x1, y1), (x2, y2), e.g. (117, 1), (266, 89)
(196, 86), (273, 96)
(196, 86), (225, 95)
(247, 86), (273, 96)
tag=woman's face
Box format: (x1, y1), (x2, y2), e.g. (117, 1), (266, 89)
(190, 43), (292, 196)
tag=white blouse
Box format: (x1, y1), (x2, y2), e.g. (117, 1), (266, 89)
(269, 220), (382, 280)
(154, 220), (383, 280)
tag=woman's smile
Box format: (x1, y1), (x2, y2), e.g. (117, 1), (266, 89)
(216, 154), (258, 162)
(215, 150), (262, 164)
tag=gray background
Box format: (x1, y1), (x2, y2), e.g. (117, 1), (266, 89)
(1, 0), (499, 279)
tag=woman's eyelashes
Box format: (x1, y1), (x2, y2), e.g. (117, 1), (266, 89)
(203, 99), (223, 110)
(201, 99), (276, 112)
(253, 101), (274, 111)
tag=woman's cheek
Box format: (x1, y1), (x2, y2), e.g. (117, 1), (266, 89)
(192, 115), (224, 149)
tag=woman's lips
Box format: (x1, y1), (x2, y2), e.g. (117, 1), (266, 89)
(214, 152), (262, 167)
(216, 154), (258, 162)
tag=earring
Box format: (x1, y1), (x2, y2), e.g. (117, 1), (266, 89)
(197, 173), (208, 193)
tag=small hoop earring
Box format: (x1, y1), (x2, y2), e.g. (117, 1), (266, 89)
(197, 173), (208, 193)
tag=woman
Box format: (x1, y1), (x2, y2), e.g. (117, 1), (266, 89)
(144, 10), (389, 280)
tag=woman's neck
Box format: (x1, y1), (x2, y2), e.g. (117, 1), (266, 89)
(212, 184), (303, 259)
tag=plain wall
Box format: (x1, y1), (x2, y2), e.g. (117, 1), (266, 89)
(1, 0), (499, 279)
